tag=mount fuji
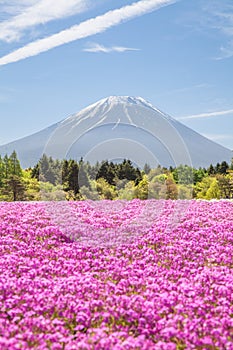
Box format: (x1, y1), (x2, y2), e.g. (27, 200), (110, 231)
(0, 96), (232, 168)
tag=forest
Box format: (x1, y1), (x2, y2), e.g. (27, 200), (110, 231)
(0, 151), (233, 201)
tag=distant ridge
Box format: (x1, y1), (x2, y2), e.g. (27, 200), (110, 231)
(0, 96), (232, 168)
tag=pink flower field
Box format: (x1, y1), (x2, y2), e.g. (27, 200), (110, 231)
(0, 200), (233, 349)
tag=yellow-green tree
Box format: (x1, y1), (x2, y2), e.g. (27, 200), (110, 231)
(135, 175), (148, 200)
(118, 181), (137, 200)
(195, 177), (217, 199)
(96, 178), (116, 200)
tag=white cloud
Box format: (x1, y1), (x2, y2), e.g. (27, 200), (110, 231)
(206, 3), (233, 59)
(0, 0), (38, 15)
(216, 41), (233, 60)
(156, 83), (212, 98)
(0, 0), (177, 66)
(0, 0), (90, 42)
(179, 2), (233, 60)
(178, 108), (233, 120)
(83, 43), (140, 53)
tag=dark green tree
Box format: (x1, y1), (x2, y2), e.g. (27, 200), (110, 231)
(219, 161), (229, 175)
(143, 163), (151, 174)
(9, 151), (22, 176)
(0, 156), (4, 187)
(2, 175), (26, 201)
(31, 163), (39, 180)
(117, 159), (141, 183)
(62, 159), (69, 185)
(32, 154), (62, 185)
(193, 168), (207, 184)
(230, 158), (233, 171)
(207, 164), (215, 175)
(78, 158), (91, 189)
(173, 165), (193, 185)
(96, 161), (116, 185)
(3, 154), (10, 179)
(67, 160), (79, 195)
(215, 162), (221, 174)
(0, 151), (24, 201)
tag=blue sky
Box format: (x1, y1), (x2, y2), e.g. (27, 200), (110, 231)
(0, 0), (233, 151)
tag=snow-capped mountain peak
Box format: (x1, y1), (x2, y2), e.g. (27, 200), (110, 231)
(0, 96), (232, 168)
(63, 96), (157, 123)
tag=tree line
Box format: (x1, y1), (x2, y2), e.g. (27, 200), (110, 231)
(0, 151), (233, 201)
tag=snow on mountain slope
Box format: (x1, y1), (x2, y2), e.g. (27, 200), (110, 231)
(0, 96), (232, 168)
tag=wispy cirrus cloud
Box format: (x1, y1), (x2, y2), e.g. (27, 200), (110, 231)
(177, 1), (233, 60)
(0, 0), (90, 42)
(178, 108), (233, 120)
(0, 0), (177, 66)
(203, 1), (233, 59)
(156, 83), (212, 98)
(0, 1), (38, 15)
(83, 43), (140, 53)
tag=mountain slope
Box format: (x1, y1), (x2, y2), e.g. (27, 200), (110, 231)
(0, 96), (232, 168)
